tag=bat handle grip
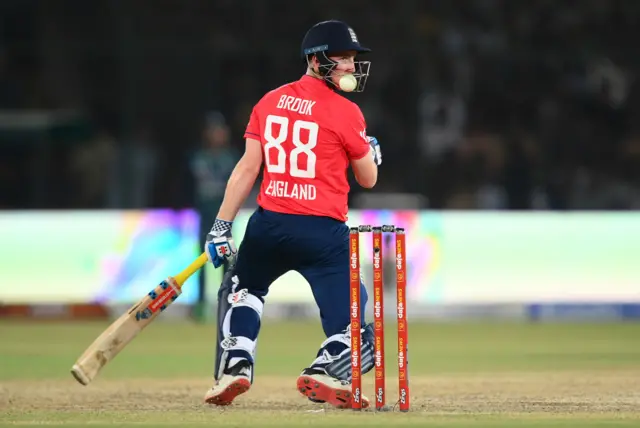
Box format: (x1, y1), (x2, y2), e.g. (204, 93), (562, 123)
(174, 253), (209, 287)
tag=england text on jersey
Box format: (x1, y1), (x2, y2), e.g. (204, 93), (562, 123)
(265, 180), (317, 200)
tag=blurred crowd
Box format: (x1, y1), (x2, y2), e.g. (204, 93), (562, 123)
(1, 0), (639, 210)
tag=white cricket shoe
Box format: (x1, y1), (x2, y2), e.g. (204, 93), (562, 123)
(296, 367), (370, 409)
(204, 360), (252, 406)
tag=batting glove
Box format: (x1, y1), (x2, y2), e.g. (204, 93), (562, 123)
(205, 219), (237, 268)
(368, 136), (382, 166)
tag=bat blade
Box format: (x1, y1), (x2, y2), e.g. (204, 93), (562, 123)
(70, 253), (208, 385)
(71, 277), (182, 385)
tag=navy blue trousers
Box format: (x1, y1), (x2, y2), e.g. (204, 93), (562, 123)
(233, 207), (368, 337)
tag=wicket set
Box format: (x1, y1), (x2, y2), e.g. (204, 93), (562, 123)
(350, 225), (409, 412)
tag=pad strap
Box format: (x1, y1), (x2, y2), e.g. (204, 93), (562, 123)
(228, 289), (263, 317)
(220, 336), (256, 354)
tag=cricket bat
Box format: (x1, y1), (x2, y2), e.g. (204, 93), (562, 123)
(70, 252), (209, 386)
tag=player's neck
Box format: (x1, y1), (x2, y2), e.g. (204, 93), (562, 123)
(306, 69), (322, 80)
(305, 69), (339, 93)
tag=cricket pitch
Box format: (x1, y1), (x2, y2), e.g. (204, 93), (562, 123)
(1, 321), (639, 427)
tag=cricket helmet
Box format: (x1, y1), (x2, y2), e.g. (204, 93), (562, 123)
(300, 20), (371, 92)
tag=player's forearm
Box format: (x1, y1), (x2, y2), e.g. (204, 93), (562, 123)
(351, 153), (378, 188)
(354, 166), (377, 188)
(216, 164), (260, 222)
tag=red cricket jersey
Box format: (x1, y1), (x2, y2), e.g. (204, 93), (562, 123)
(244, 75), (371, 222)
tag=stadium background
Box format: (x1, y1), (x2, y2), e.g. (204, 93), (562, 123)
(1, 0), (638, 320)
(2, 2), (640, 426)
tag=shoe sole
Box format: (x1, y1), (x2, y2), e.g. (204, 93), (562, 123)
(296, 375), (370, 409)
(204, 378), (251, 406)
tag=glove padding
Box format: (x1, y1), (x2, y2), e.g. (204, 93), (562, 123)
(205, 219), (237, 268)
(368, 136), (382, 166)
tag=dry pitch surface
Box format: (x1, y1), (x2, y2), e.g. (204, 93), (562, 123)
(2, 372), (639, 426)
(1, 321), (639, 427)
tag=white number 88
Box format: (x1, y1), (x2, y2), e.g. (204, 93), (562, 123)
(264, 115), (318, 179)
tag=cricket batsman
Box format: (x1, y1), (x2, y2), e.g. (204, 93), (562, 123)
(202, 20), (382, 409)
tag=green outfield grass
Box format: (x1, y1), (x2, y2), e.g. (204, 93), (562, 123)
(1, 320), (639, 427)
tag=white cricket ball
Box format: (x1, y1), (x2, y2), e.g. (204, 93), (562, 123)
(338, 74), (357, 92)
